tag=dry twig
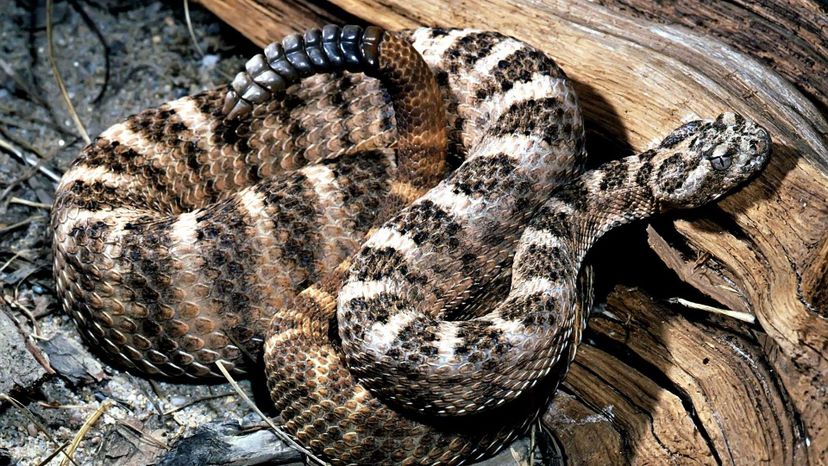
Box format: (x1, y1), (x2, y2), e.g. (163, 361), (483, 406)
(114, 420), (167, 449)
(0, 58), (50, 108)
(163, 391), (236, 415)
(2, 293), (43, 338)
(67, 0), (111, 104)
(0, 137), (61, 184)
(126, 373), (165, 417)
(668, 297), (756, 324)
(0, 393), (79, 466)
(0, 251), (25, 274)
(0, 215), (47, 235)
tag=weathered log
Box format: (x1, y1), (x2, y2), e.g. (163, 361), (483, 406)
(547, 287), (807, 464)
(595, 0), (828, 116)
(197, 0), (828, 463)
(195, 0), (362, 44)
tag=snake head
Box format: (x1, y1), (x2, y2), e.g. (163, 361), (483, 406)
(649, 112), (771, 209)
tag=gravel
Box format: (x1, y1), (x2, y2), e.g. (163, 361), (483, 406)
(0, 2), (263, 465)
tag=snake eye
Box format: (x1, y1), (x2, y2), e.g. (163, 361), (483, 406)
(708, 145), (736, 171)
(710, 155), (732, 170)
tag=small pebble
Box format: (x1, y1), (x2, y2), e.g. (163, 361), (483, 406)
(201, 54), (219, 68)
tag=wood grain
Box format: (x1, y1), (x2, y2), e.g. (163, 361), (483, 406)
(198, 0), (828, 463)
(193, 0), (362, 44)
(595, 0), (828, 116)
(548, 288), (807, 464)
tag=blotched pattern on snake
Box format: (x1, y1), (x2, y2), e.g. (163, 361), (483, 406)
(51, 25), (770, 465)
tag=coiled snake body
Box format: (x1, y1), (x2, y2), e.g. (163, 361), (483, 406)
(52, 25), (770, 465)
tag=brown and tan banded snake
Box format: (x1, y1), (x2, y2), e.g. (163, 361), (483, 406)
(51, 24), (771, 465)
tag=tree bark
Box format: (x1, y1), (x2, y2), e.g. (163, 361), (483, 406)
(197, 0), (828, 463)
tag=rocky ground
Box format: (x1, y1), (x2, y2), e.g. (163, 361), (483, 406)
(0, 2), (551, 465)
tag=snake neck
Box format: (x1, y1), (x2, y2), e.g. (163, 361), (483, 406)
(540, 152), (661, 268)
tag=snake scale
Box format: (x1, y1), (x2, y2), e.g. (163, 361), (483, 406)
(51, 24), (771, 465)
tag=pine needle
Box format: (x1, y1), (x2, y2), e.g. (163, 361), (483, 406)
(9, 197), (52, 209)
(60, 399), (113, 466)
(183, 0), (205, 57)
(215, 360), (328, 465)
(36, 441), (70, 466)
(46, 0), (91, 145)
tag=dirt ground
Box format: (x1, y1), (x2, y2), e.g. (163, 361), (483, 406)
(0, 2), (273, 464)
(0, 2), (549, 465)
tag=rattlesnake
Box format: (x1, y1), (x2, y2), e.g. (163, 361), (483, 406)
(51, 25), (771, 465)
